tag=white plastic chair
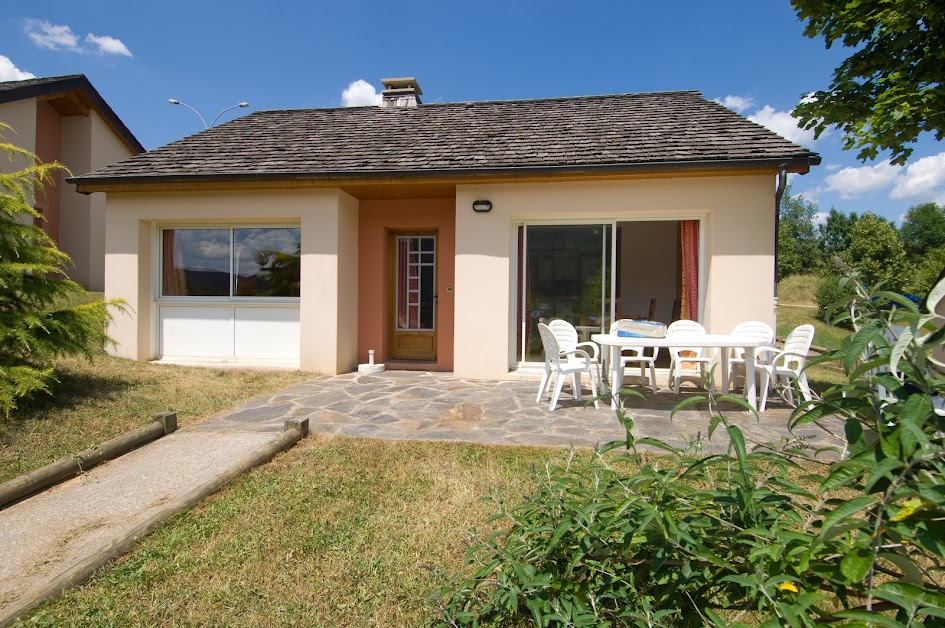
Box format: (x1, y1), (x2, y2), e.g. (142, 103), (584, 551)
(536, 322), (600, 411)
(666, 320), (716, 394)
(755, 324), (815, 411)
(608, 320), (659, 393)
(536, 319), (602, 397)
(727, 321), (775, 393)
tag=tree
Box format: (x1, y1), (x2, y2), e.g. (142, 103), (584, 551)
(0, 124), (120, 414)
(900, 201), (945, 261)
(777, 187), (821, 279)
(817, 208), (858, 261)
(791, 0), (945, 165)
(841, 212), (909, 290)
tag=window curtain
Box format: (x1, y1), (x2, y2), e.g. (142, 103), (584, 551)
(161, 230), (188, 296)
(679, 220), (699, 321)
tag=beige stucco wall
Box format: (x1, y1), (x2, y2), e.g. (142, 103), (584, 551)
(453, 175), (777, 379)
(60, 111), (134, 291)
(0, 100), (38, 196)
(104, 189), (358, 374)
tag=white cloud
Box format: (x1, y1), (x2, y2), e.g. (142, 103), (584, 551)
(0, 55), (35, 81)
(890, 152), (945, 200)
(342, 80), (381, 107)
(23, 19), (132, 56)
(824, 161), (902, 199)
(813, 211), (829, 227)
(24, 19), (81, 51)
(748, 105), (818, 147)
(824, 163), (841, 171)
(85, 33), (132, 57)
(714, 95), (755, 113)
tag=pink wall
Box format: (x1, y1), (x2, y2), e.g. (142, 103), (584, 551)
(358, 198), (455, 371)
(34, 101), (62, 243)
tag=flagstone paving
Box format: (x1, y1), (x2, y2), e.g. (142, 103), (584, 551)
(198, 371), (845, 456)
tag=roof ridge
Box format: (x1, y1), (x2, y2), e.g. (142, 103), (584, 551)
(251, 89), (706, 115)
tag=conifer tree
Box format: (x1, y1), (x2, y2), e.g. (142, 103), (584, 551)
(0, 124), (120, 414)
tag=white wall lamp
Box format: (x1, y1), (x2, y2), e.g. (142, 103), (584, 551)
(472, 199), (493, 213)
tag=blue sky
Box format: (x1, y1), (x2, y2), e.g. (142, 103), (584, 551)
(2, 0), (942, 225)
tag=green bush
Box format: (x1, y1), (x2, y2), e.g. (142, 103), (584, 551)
(815, 271), (856, 326)
(434, 277), (945, 626)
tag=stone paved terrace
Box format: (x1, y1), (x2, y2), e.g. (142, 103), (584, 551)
(198, 371), (845, 457)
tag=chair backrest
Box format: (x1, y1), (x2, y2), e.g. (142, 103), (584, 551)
(731, 321), (775, 358)
(537, 323), (562, 366)
(667, 320), (706, 336)
(666, 320), (707, 358)
(781, 324), (815, 371)
(547, 319), (579, 354)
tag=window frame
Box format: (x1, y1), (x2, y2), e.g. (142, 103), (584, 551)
(157, 224), (302, 303)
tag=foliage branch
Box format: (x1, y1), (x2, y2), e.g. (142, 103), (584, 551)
(791, 0), (945, 166)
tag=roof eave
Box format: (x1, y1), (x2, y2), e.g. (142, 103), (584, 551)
(68, 155), (821, 193)
(0, 75), (144, 155)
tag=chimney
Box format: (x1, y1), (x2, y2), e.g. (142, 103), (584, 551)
(380, 77), (423, 108)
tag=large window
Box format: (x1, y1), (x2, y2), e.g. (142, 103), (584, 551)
(161, 227), (301, 298)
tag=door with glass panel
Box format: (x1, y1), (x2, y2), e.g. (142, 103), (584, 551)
(389, 233), (437, 361)
(515, 224), (613, 364)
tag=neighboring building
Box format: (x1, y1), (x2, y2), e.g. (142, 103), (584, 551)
(69, 78), (819, 379)
(0, 74), (143, 291)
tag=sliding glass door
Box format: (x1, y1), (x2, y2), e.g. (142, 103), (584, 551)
(516, 224), (613, 363)
(514, 219), (701, 367)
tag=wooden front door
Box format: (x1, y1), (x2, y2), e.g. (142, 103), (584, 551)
(389, 233), (437, 361)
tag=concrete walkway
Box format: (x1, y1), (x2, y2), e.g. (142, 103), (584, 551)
(0, 370), (843, 624)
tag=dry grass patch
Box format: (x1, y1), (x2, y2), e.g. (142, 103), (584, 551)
(0, 355), (311, 483)
(23, 435), (546, 627)
(778, 273), (819, 306)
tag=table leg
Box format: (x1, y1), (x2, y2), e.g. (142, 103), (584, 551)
(720, 350), (729, 395)
(610, 346), (622, 410)
(744, 347), (758, 411)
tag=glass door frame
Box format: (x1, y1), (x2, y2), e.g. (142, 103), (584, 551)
(510, 217), (706, 369)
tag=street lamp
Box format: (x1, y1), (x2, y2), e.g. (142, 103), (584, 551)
(168, 99), (249, 129)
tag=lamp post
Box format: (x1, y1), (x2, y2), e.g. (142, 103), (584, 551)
(168, 99), (249, 128)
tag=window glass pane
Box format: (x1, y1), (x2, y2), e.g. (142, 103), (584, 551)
(162, 229), (230, 297)
(233, 228), (301, 297)
(523, 224), (607, 362)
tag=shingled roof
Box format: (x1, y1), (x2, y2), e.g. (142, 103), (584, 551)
(69, 90), (818, 187)
(1, 74), (143, 154)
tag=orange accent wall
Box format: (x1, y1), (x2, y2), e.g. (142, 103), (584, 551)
(358, 198), (455, 371)
(34, 101), (62, 243)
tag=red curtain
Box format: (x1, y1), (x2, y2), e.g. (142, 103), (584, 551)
(679, 220), (699, 321)
(162, 230), (187, 296)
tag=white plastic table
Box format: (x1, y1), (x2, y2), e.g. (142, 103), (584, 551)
(591, 333), (767, 411)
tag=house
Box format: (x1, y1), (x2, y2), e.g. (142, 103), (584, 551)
(68, 78), (820, 380)
(0, 74), (144, 291)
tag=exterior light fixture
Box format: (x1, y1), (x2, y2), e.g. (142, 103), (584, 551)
(472, 200), (493, 213)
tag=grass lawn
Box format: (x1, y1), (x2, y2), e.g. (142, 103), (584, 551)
(0, 354), (312, 484)
(22, 435), (546, 627)
(5, 279), (859, 625)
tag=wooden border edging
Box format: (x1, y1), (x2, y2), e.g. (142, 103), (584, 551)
(0, 412), (178, 511)
(0, 418), (309, 627)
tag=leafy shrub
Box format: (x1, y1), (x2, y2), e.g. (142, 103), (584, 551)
(434, 275), (945, 626)
(815, 270), (856, 326)
(0, 125), (123, 415)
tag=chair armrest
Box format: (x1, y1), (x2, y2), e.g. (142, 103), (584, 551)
(752, 345), (780, 364)
(562, 349), (593, 368)
(575, 341), (600, 361)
